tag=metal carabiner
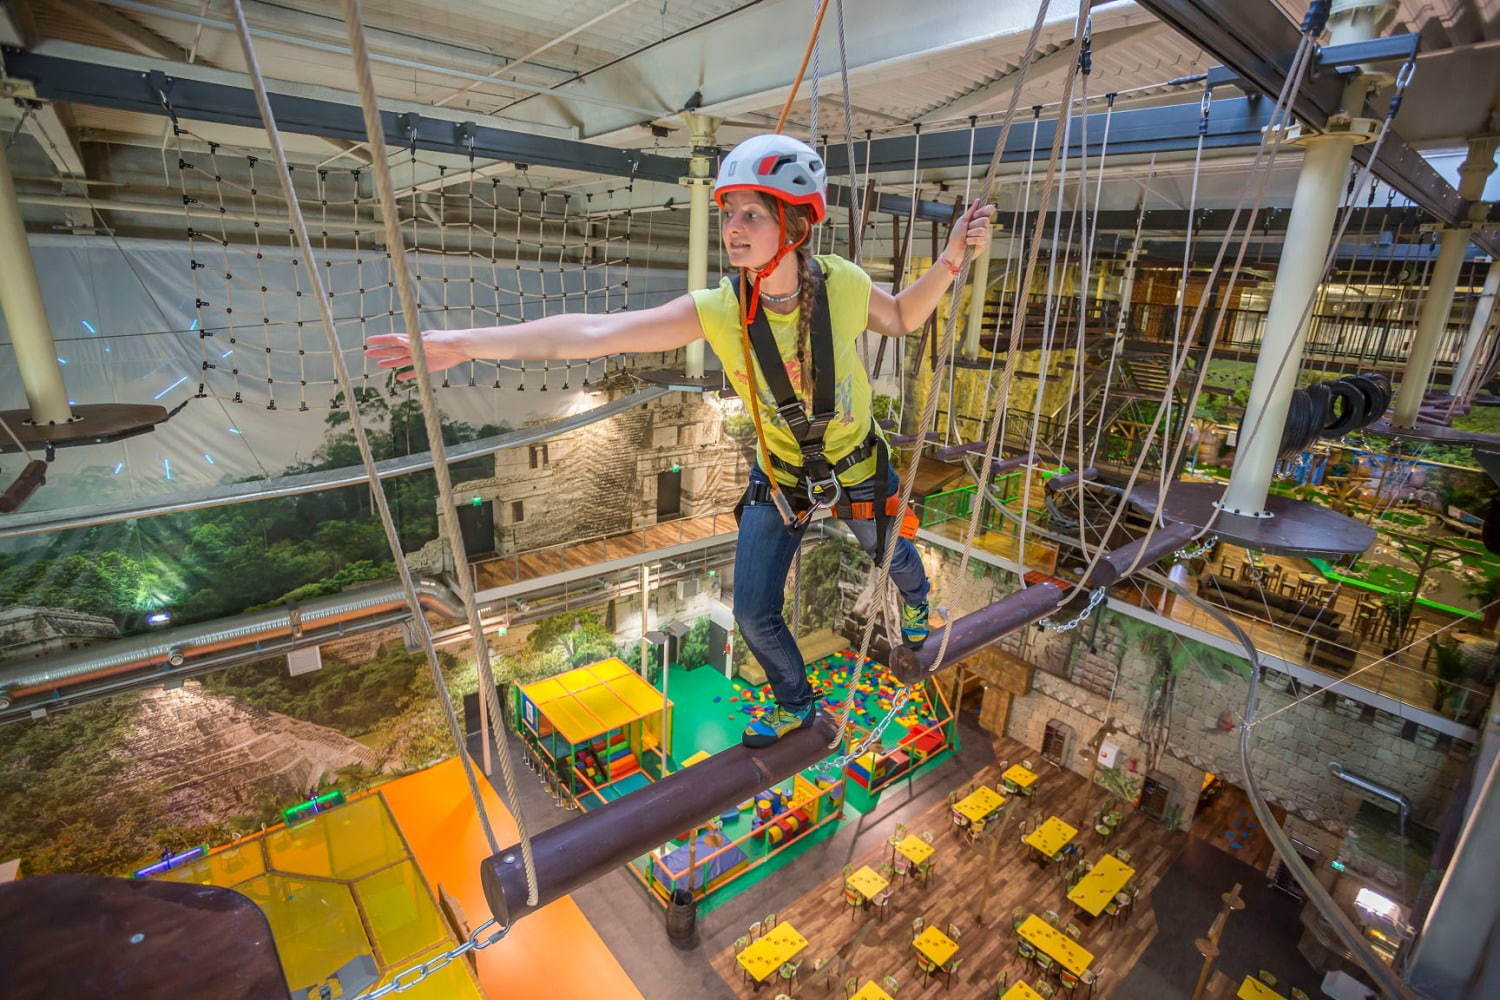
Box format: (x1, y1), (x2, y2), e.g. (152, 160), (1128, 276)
(804, 475), (844, 512)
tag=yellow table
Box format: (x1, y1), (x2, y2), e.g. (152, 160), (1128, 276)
(1067, 854), (1136, 916)
(1018, 915), (1093, 977)
(1237, 976), (1288, 1000)
(953, 786), (1006, 824)
(846, 865), (889, 901)
(735, 922), (807, 983)
(1001, 983), (1046, 1000)
(893, 834), (934, 866)
(913, 925), (959, 967)
(1003, 763), (1040, 789)
(1024, 816), (1079, 858)
(850, 982), (896, 1000)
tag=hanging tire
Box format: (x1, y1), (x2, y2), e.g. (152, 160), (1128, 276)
(1321, 378), (1367, 437)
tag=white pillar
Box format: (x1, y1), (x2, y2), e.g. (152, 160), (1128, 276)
(1220, 133), (1364, 516)
(1392, 137), (1496, 426)
(0, 145), (71, 425)
(1219, 0), (1396, 517)
(1392, 227), (1471, 425)
(682, 113), (720, 379)
(1452, 261), (1500, 398)
(962, 225), (995, 359)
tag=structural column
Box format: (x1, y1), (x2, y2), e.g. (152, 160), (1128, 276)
(1391, 137), (1497, 426)
(0, 140), (72, 425)
(681, 113), (721, 379)
(961, 223), (996, 359)
(1220, 0), (1396, 517)
(1451, 260), (1500, 399)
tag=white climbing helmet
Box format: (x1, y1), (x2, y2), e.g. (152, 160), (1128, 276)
(713, 133), (827, 223)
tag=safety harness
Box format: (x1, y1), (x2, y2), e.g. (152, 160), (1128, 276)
(733, 262), (919, 555)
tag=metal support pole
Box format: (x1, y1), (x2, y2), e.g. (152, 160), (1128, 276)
(962, 225), (995, 359)
(1392, 137), (1497, 426)
(1391, 226), (1471, 425)
(1220, 0), (1396, 518)
(1452, 260), (1500, 399)
(0, 145), (72, 425)
(682, 113), (720, 379)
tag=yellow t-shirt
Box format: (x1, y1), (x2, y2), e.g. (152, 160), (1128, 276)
(691, 254), (879, 487)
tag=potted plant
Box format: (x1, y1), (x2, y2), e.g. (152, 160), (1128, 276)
(1429, 637), (1469, 716)
(1463, 575), (1500, 636)
(1381, 590), (1415, 653)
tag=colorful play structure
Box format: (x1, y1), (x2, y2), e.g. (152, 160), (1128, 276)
(511, 649), (959, 915)
(514, 657), (670, 805)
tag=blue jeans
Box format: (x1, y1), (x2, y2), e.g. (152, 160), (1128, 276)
(734, 467), (930, 713)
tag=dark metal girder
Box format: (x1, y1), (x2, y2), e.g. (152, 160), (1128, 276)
(1134, 0), (1497, 257)
(823, 96), (1276, 176)
(1136, 238), (1493, 266)
(0, 48), (958, 224)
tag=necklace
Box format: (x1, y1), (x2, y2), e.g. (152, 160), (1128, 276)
(760, 285), (800, 304)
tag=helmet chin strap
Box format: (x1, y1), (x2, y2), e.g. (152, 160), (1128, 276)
(743, 200), (808, 322)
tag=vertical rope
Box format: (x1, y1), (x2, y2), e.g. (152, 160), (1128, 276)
(225, 0), (513, 883)
(339, 0), (541, 905)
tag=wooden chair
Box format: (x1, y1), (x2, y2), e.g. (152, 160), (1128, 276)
(813, 955), (841, 991)
(844, 885), (865, 917)
(733, 936), (750, 983)
(1035, 980), (1056, 998)
(951, 808), (970, 838)
(941, 956), (963, 991)
(1064, 922), (1082, 940)
(1034, 952), (1056, 979)
(914, 856), (935, 887)
(893, 852), (914, 881)
(777, 959), (800, 990)
(915, 949), (940, 982)
(1043, 909), (1061, 926)
(871, 887), (894, 923)
(1017, 939), (1037, 967)
(1059, 970), (1082, 992)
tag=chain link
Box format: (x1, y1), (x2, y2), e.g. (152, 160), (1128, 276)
(1037, 587), (1105, 633)
(813, 677), (914, 774)
(347, 919), (508, 1000)
(1173, 535), (1217, 562)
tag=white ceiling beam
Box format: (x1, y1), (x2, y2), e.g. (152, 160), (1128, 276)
(510, 0), (1128, 141)
(919, 22), (1163, 123)
(55, 0), (189, 62)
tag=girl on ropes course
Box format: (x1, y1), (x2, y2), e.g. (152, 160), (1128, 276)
(366, 132), (993, 748)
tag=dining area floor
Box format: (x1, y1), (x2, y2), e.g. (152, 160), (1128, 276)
(708, 737), (1191, 998)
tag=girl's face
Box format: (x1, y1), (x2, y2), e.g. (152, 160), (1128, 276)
(720, 191), (785, 270)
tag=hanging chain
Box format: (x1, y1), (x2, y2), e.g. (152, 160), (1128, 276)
(812, 679), (915, 774)
(1037, 587), (1105, 633)
(1173, 536), (1217, 562)
(346, 919), (509, 1000)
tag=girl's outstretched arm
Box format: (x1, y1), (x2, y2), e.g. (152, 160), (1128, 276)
(365, 294), (704, 379)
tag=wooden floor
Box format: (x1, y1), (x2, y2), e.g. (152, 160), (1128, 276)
(472, 512), (738, 590)
(1188, 780), (1285, 875)
(710, 737), (1188, 998)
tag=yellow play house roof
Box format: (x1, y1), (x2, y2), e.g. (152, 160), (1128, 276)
(519, 657), (670, 746)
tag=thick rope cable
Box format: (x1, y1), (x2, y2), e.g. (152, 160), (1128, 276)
(894, 0), (1073, 686)
(1047, 32), (1320, 597)
(226, 0), (511, 871)
(340, 0), (540, 905)
(774, 0), (833, 133)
